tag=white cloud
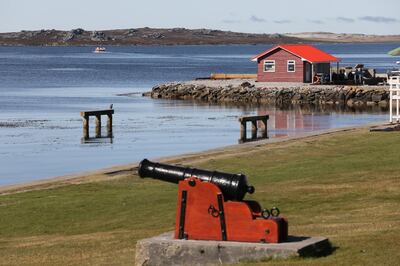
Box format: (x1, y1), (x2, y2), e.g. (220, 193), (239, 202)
(250, 15), (266, 23)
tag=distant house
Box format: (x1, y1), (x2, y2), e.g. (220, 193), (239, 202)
(251, 44), (339, 83)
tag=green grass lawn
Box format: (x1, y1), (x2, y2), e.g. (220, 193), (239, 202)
(0, 128), (399, 265)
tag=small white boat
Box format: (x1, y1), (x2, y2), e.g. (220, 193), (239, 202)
(94, 47), (106, 53)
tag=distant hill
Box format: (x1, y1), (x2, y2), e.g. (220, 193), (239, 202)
(286, 32), (400, 43)
(0, 28), (399, 46)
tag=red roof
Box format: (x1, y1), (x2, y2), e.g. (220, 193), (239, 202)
(251, 44), (339, 63)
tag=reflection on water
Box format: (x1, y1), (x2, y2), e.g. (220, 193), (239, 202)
(178, 99), (388, 138)
(258, 104), (388, 138)
(81, 137), (113, 144)
(265, 108), (338, 138)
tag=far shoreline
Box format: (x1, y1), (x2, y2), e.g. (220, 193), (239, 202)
(1, 41), (400, 47)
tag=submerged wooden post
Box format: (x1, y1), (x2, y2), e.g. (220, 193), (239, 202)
(251, 121), (257, 139)
(83, 115), (89, 139)
(107, 113), (113, 137)
(238, 115), (269, 143)
(261, 117), (268, 138)
(80, 108), (114, 141)
(95, 115), (101, 138)
(240, 119), (247, 141)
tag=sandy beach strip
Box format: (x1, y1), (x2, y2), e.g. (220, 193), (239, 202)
(0, 122), (384, 195)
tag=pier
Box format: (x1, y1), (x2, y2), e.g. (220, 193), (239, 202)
(238, 115), (269, 143)
(80, 109), (114, 140)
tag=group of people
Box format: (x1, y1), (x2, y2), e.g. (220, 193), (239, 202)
(332, 69), (355, 83)
(312, 65), (376, 85)
(332, 66), (374, 85)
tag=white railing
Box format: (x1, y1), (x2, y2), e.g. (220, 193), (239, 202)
(389, 76), (400, 123)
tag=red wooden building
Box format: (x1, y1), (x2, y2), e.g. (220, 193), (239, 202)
(251, 44), (339, 83)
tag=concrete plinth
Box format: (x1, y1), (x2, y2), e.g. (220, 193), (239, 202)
(135, 232), (331, 266)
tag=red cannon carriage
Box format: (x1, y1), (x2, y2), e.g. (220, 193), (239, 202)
(138, 159), (288, 243)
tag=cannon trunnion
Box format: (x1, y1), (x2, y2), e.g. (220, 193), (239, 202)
(138, 159), (288, 243)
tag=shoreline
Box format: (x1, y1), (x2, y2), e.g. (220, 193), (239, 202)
(1, 40), (400, 47)
(0, 122), (384, 195)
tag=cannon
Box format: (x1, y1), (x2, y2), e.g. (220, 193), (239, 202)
(138, 159), (255, 201)
(138, 159), (288, 243)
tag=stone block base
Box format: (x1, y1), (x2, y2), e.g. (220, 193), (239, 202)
(135, 232), (331, 266)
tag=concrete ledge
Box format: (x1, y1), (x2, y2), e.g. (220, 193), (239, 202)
(135, 232), (331, 266)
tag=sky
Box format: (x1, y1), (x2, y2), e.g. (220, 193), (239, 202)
(1, 0), (400, 34)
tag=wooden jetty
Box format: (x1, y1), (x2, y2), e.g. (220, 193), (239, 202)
(80, 109), (114, 140)
(210, 73), (257, 80)
(238, 115), (269, 143)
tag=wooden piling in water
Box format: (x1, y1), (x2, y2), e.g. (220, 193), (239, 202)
(251, 120), (257, 139)
(240, 121), (247, 141)
(107, 113), (113, 137)
(260, 117), (268, 138)
(95, 115), (101, 138)
(83, 115), (89, 139)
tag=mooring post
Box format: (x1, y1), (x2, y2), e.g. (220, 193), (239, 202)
(95, 114), (101, 138)
(83, 115), (89, 139)
(107, 113), (113, 137)
(239, 119), (246, 142)
(261, 118), (268, 138)
(251, 120), (257, 139)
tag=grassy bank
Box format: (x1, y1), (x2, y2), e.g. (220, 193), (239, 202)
(0, 128), (399, 265)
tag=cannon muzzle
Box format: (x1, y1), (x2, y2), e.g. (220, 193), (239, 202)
(138, 159), (254, 201)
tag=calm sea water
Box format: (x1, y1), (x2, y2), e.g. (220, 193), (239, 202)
(0, 43), (399, 185)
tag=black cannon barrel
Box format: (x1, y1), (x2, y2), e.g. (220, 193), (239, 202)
(138, 159), (255, 201)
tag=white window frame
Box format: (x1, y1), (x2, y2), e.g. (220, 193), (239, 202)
(263, 60), (275, 72)
(287, 60), (296, 72)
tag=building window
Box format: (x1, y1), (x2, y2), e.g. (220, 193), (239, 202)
(287, 60), (295, 72)
(263, 60), (275, 72)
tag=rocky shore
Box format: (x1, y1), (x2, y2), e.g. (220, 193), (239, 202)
(143, 79), (389, 108)
(0, 28), (300, 46)
(1, 28), (400, 46)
